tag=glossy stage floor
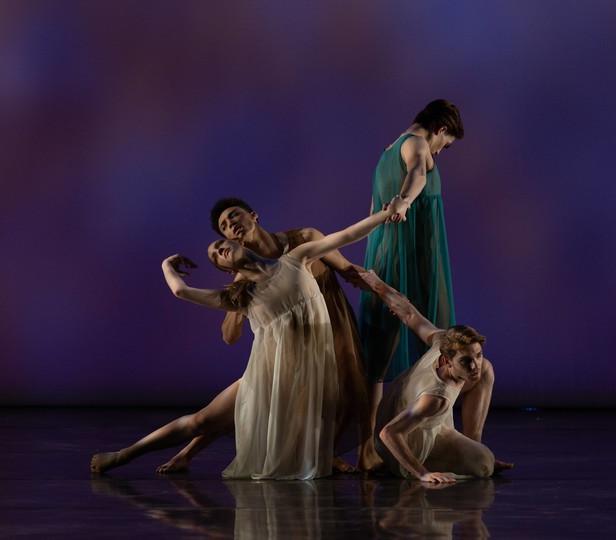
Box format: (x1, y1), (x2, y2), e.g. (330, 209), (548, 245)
(1, 408), (614, 539)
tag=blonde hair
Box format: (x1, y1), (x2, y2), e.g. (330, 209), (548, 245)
(439, 325), (486, 358)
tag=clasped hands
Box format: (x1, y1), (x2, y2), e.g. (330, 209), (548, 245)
(383, 194), (411, 223)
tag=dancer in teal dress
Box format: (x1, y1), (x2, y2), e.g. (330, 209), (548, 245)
(361, 136), (456, 379)
(358, 100), (465, 468)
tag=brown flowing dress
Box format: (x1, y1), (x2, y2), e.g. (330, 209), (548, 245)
(280, 229), (369, 446)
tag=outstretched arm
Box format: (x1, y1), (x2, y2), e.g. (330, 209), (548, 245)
(300, 228), (356, 270)
(295, 227), (368, 288)
(162, 255), (239, 311)
(289, 205), (393, 263)
(379, 394), (456, 483)
(359, 270), (440, 345)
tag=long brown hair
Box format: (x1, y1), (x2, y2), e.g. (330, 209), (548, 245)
(210, 256), (255, 310)
(220, 278), (255, 310)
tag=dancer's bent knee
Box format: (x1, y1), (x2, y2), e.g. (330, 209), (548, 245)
(469, 446), (495, 478)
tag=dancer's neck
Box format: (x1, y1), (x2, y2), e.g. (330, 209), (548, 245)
(437, 356), (465, 386)
(235, 251), (278, 282)
(406, 123), (430, 139)
(242, 225), (283, 259)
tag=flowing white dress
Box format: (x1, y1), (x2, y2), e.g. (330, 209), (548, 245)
(222, 254), (338, 480)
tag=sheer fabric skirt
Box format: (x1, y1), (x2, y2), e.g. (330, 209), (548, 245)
(223, 296), (338, 480)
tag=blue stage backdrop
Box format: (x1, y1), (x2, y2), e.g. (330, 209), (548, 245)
(2, 1), (615, 406)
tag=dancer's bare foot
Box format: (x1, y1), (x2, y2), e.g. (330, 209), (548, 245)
(358, 434), (385, 472)
(358, 448), (384, 472)
(361, 459), (386, 474)
(333, 456), (357, 473)
(90, 451), (125, 473)
(494, 459), (514, 473)
(157, 454), (190, 474)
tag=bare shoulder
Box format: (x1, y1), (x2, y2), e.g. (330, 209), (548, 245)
(231, 271), (245, 283)
(481, 357), (495, 379)
(413, 393), (449, 417)
(400, 134), (430, 164)
(296, 227), (325, 241)
(426, 330), (446, 347)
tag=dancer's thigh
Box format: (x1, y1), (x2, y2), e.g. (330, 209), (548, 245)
(424, 428), (494, 477)
(192, 379), (240, 431)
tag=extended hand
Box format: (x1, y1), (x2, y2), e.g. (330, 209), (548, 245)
(339, 264), (371, 290)
(387, 195), (410, 223)
(358, 270), (413, 320)
(419, 472), (457, 484)
(163, 254), (198, 276)
(357, 269), (387, 294)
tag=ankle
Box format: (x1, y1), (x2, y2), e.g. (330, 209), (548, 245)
(117, 448), (132, 464)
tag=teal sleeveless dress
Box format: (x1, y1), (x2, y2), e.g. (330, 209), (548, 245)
(359, 133), (456, 382)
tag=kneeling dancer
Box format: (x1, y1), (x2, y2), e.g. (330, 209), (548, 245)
(362, 271), (511, 483)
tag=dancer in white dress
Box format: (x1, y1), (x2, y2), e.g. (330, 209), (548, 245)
(90, 202), (395, 479)
(222, 253), (337, 479)
(361, 271), (506, 483)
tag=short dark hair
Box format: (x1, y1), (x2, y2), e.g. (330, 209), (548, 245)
(210, 197), (254, 236)
(414, 99), (464, 139)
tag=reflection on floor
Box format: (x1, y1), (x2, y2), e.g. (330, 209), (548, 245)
(1, 409), (615, 538)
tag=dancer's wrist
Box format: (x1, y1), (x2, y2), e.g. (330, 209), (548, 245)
(416, 468), (430, 480)
(396, 194), (411, 208)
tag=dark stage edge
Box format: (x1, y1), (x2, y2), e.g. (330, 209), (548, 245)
(1, 408), (615, 539)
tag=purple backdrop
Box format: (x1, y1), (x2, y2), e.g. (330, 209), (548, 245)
(3, 1), (615, 406)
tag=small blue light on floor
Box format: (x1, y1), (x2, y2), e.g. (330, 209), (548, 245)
(523, 407), (538, 412)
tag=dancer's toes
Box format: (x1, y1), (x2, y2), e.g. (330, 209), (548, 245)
(156, 455), (190, 475)
(494, 459), (514, 474)
(90, 452), (122, 473)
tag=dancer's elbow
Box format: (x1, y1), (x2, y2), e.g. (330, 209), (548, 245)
(172, 286), (187, 298)
(379, 425), (394, 445)
(222, 331), (241, 345)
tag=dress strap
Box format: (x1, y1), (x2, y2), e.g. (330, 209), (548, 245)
(272, 232), (290, 254)
(385, 132), (415, 151)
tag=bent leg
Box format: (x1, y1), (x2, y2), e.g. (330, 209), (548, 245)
(460, 359), (494, 442)
(359, 381), (384, 471)
(424, 428), (495, 478)
(157, 380), (240, 473)
(360, 324), (400, 471)
(459, 360), (513, 472)
(91, 380), (240, 474)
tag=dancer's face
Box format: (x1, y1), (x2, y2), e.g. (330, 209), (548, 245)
(207, 239), (246, 272)
(218, 206), (258, 242)
(446, 342), (483, 382)
(427, 127), (456, 156)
